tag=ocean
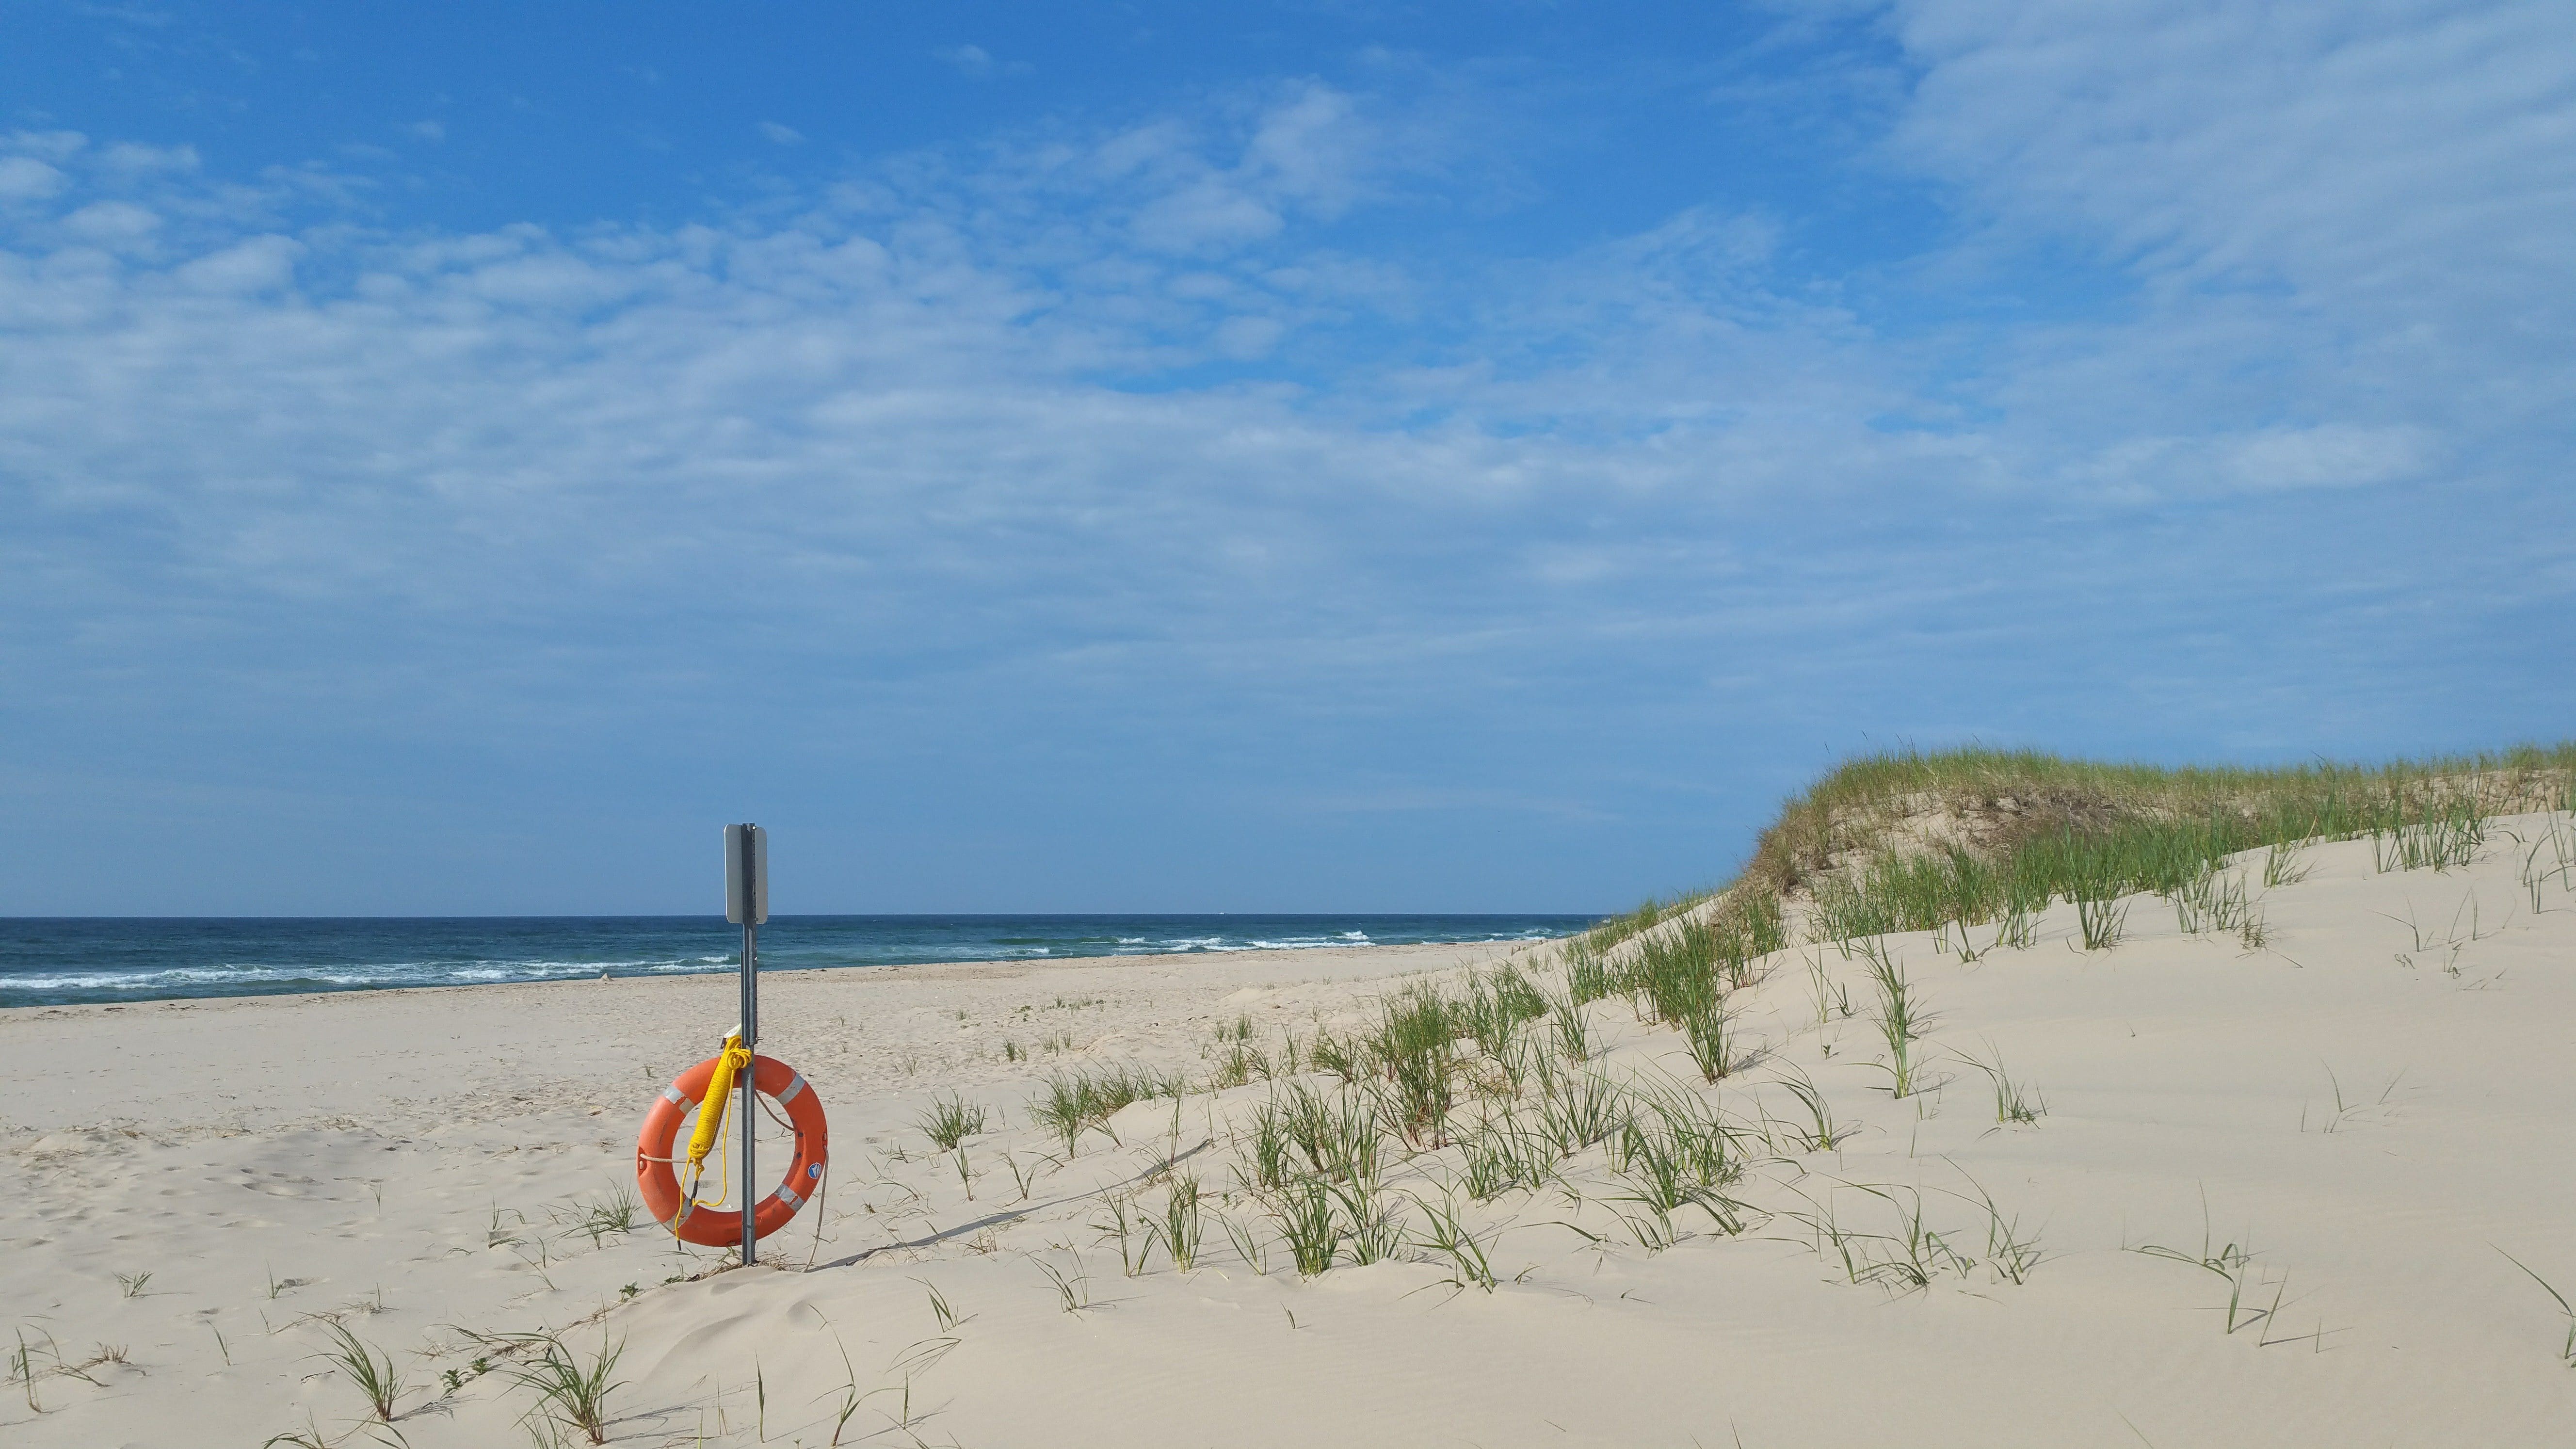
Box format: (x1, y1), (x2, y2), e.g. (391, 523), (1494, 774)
(0, 913), (1598, 1009)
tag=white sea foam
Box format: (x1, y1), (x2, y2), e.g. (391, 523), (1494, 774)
(0, 956), (721, 995)
(0, 918), (1585, 1004)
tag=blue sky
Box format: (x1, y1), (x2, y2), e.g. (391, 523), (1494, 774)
(3, 1), (2571, 915)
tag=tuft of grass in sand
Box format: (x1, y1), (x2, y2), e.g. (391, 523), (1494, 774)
(1220, 1211), (1271, 1273)
(1679, 997), (1736, 1083)
(1029, 1065), (1188, 1156)
(1369, 986), (1462, 1144)
(474, 1330), (625, 1446)
(1411, 1188), (1498, 1291)
(1150, 1175), (1205, 1272)
(1962, 1045), (2044, 1126)
(2171, 864), (2251, 936)
(913, 1278), (968, 1333)
(915, 1092), (989, 1151)
(316, 1321), (406, 1423)
(1270, 1173), (1341, 1276)
(1095, 1192), (1151, 1276)
(1032, 1251), (1091, 1313)
(555, 1185), (640, 1247)
(2075, 886), (2129, 951)
(1858, 941), (1930, 1098)
(2131, 1198), (2287, 1336)
(12, 1327), (45, 1414)
(1616, 1089), (1747, 1233)
(1549, 990), (1594, 1063)
(1772, 1066), (1850, 1151)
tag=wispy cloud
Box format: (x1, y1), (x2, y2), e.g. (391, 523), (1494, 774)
(934, 43), (1030, 80)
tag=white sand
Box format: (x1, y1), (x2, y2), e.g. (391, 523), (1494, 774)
(6, 822), (2576, 1447)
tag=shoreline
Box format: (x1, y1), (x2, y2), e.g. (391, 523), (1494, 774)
(0, 935), (1523, 1023)
(0, 917), (1590, 1012)
(0, 938), (1530, 1137)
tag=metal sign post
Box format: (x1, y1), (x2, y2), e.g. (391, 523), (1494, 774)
(724, 823), (768, 1266)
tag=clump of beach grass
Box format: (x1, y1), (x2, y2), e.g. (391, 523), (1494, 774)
(1032, 1252), (1091, 1313)
(555, 1185), (640, 1247)
(1270, 1173), (1340, 1276)
(1563, 940), (1615, 1006)
(12, 1327), (46, 1413)
(2130, 1195), (2277, 1335)
(1410, 1189), (1498, 1291)
(1962, 1045), (2044, 1126)
(2170, 863), (2253, 936)
(1307, 1026), (1369, 1084)
(1454, 966), (1549, 1061)
(1535, 1068), (1631, 1158)
(317, 1321), (406, 1423)
(1220, 1211), (1271, 1273)
(912, 1278), (967, 1332)
(1616, 1088), (1747, 1234)
(2373, 799), (2486, 872)
(916, 1092), (988, 1151)
(1150, 1174), (1204, 1272)
(1333, 1172), (1406, 1266)
(1771, 1066), (1849, 1152)
(479, 1331), (624, 1445)
(1029, 1066), (1177, 1156)
(1457, 1109), (1554, 1200)
(1094, 1192), (1151, 1276)
(1369, 986), (1461, 1144)
(1857, 941), (1930, 1098)
(1549, 990), (1594, 1063)
(2075, 883), (2129, 951)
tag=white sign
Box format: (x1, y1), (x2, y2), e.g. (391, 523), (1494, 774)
(724, 823), (768, 925)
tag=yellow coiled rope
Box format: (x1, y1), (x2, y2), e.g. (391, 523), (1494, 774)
(673, 1033), (753, 1226)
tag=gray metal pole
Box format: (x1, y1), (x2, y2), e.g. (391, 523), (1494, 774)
(738, 829), (760, 1268)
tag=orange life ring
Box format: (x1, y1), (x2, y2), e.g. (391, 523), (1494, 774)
(635, 1053), (829, 1248)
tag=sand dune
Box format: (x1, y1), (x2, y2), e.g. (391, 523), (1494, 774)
(7, 823), (2576, 1447)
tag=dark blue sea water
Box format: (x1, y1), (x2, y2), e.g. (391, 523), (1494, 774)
(0, 914), (1598, 1009)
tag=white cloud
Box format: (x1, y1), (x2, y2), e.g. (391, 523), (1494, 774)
(174, 234), (303, 293)
(758, 121), (805, 146)
(2218, 424), (2436, 492)
(5, 129), (90, 163)
(60, 199), (162, 241)
(401, 120), (447, 143)
(0, 156), (66, 202)
(934, 44), (1031, 80)
(97, 140), (200, 173)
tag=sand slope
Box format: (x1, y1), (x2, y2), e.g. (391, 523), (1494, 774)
(6, 826), (2576, 1448)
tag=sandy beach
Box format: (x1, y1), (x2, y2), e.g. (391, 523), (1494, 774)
(8, 823), (2576, 1447)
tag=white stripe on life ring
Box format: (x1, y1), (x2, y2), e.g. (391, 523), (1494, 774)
(776, 1074), (806, 1104)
